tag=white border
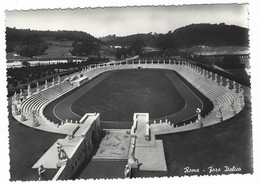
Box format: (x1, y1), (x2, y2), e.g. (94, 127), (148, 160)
(1, 1), (259, 184)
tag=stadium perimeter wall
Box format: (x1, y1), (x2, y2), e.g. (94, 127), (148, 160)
(12, 59), (245, 135)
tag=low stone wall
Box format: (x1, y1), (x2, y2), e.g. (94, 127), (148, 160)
(51, 113), (101, 180)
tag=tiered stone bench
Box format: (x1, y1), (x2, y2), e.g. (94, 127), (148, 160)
(11, 58), (245, 135)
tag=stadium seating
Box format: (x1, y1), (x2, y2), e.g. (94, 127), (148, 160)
(20, 81), (74, 115)
(12, 59), (245, 135)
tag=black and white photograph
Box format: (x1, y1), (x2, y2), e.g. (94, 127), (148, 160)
(1, 1), (260, 183)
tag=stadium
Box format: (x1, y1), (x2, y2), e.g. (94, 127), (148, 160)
(10, 58), (252, 180)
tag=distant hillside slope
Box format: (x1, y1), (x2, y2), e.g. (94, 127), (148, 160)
(6, 27), (100, 58)
(163, 23), (249, 49)
(99, 34), (157, 47)
(100, 23), (249, 50)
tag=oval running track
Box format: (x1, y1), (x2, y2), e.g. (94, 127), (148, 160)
(43, 69), (213, 129)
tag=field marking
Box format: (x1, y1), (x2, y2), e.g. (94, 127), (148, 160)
(153, 70), (204, 122)
(172, 71), (204, 112)
(165, 71), (188, 112)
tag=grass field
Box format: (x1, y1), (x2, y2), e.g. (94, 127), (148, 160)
(44, 69), (213, 129)
(71, 69), (185, 121)
(39, 40), (73, 58)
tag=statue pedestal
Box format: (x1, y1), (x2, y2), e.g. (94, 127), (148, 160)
(195, 119), (203, 128)
(128, 159), (139, 170)
(238, 102), (244, 108)
(56, 159), (68, 168)
(27, 92), (31, 98)
(12, 110), (20, 116)
(32, 119), (40, 127)
(20, 114), (26, 122)
(216, 115), (223, 122)
(230, 108), (236, 116)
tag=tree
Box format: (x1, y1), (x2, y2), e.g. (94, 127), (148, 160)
(22, 61), (30, 68)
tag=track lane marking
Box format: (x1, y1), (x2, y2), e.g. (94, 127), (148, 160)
(53, 72), (113, 121)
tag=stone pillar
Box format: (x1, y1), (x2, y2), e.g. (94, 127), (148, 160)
(195, 108), (203, 128)
(32, 110), (40, 127)
(20, 113), (26, 122)
(226, 79), (230, 89)
(219, 76), (223, 85)
(216, 105), (223, 122)
(230, 99), (236, 115)
(209, 71), (212, 79)
(232, 81), (237, 92)
(238, 84), (243, 93)
(36, 82), (39, 93)
(13, 92), (17, 102)
(238, 93), (245, 108)
(12, 103), (18, 114)
(45, 80), (48, 89)
(27, 85), (31, 97)
(214, 73), (218, 82)
(58, 76), (61, 83)
(19, 89), (23, 100)
(52, 78), (55, 86)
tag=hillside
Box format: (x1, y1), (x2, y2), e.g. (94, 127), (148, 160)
(6, 23), (249, 61)
(100, 23), (249, 50)
(6, 27), (101, 59)
(99, 33), (157, 47)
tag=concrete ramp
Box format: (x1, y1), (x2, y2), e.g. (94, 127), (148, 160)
(132, 113), (167, 171)
(135, 140), (167, 171)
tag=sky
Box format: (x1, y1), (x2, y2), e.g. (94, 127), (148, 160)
(5, 4), (248, 38)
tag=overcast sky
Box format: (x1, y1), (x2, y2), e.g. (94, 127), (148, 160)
(5, 4), (248, 38)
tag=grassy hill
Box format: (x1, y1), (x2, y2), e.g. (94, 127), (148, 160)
(6, 27), (101, 59)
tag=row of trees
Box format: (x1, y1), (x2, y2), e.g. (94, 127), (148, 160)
(114, 39), (144, 59)
(7, 57), (109, 96)
(6, 27), (48, 57)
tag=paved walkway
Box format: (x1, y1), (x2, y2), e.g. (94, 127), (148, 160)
(32, 137), (83, 169)
(135, 140), (167, 171)
(132, 113), (167, 171)
(12, 110), (77, 135)
(93, 129), (131, 160)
